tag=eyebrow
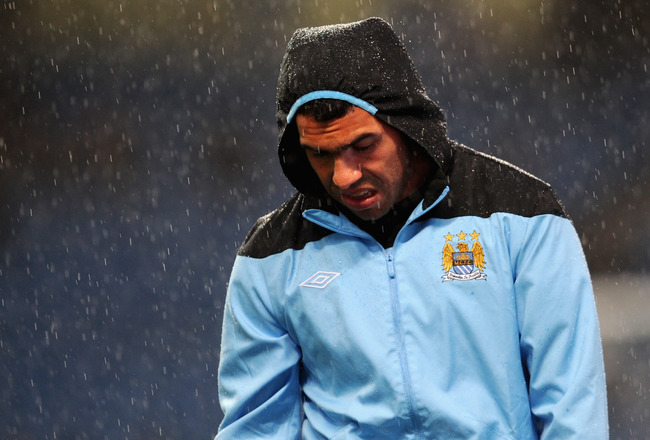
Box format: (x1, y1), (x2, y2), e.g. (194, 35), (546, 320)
(300, 133), (380, 153)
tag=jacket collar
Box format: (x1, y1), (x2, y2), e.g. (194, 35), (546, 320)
(301, 183), (450, 237)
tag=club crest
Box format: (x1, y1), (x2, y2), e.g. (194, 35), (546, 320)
(442, 230), (487, 281)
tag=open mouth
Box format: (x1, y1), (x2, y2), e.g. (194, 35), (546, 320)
(341, 189), (378, 210)
(345, 190), (375, 200)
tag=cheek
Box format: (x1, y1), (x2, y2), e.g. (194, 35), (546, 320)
(379, 153), (411, 194)
(393, 146), (414, 177)
(306, 156), (332, 184)
(379, 148), (406, 174)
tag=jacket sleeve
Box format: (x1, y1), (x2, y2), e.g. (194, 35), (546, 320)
(216, 255), (302, 439)
(514, 214), (608, 439)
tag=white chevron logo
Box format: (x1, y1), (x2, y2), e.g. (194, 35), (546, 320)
(300, 271), (340, 289)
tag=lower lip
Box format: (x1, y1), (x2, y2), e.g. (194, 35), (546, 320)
(341, 191), (379, 211)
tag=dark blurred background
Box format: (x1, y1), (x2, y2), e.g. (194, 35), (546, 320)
(1, 0), (648, 438)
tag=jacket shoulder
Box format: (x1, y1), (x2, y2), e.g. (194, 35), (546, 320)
(238, 193), (333, 259)
(436, 143), (567, 219)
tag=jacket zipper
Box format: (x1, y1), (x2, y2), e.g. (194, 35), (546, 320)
(303, 200), (455, 432)
(386, 250), (419, 431)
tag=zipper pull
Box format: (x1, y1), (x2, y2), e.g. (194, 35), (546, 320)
(387, 253), (396, 278)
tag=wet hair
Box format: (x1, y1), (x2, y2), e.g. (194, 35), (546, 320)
(296, 98), (354, 122)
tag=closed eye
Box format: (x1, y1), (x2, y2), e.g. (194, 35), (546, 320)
(300, 133), (381, 157)
(353, 141), (375, 152)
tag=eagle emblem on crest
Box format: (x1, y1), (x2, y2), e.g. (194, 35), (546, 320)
(442, 230), (487, 281)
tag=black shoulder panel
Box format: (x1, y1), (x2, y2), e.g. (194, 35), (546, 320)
(238, 193), (335, 259)
(427, 143), (568, 220)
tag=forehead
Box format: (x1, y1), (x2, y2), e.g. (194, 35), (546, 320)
(296, 106), (384, 149)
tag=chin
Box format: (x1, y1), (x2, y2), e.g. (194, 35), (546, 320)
(355, 209), (388, 221)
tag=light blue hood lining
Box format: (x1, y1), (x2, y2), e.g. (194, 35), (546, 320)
(286, 90), (378, 123)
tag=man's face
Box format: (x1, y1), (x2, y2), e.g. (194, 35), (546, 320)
(296, 106), (430, 221)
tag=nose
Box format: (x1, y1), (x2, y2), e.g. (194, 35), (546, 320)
(331, 152), (362, 189)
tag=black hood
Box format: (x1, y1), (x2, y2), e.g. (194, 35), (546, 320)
(276, 17), (452, 196)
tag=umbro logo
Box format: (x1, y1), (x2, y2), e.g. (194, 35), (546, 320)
(300, 271), (341, 289)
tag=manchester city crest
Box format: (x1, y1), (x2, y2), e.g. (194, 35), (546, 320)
(442, 230), (487, 281)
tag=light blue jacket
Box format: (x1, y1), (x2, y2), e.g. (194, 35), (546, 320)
(216, 186), (608, 439)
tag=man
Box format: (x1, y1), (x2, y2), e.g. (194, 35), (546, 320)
(216, 17), (608, 439)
